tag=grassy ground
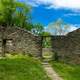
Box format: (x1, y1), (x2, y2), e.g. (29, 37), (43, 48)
(0, 55), (51, 80)
(50, 61), (80, 80)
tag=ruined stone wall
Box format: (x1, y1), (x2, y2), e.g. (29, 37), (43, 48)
(51, 29), (80, 64)
(0, 26), (42, 57)
(0, 26), (80, 63)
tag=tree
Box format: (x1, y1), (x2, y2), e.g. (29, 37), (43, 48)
(0, 0), (32, 56)
(41, 32), (51, 36)
(47, 18), (70, 35)
(63, 24), (70, 34)
(32, 23), (44, 35)
(0, 0), (32, 30)
(13, 1), (32, 30)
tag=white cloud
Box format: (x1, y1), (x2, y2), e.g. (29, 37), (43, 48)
(53, 0), (80, 9)
(27, 2), (38, 7)
(64, 13), (80, 17)
(33, 0), (53, 5)
(28, 0), (80, 11)
(68, 25), (79, 32)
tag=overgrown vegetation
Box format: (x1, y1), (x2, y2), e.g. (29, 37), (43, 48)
(0, 0), (51, 36)
(0, 0), (32, 29)
(43, 37), (52, 48)
(0, 55), (51, 80)
(50, 61), (80, 80)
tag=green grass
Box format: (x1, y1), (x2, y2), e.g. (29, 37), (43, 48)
(50, 61), (80, 80)
(0, 55), (51, 80)
(43, 51), (53, 59)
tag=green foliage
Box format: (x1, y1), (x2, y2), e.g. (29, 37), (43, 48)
(32, 23), (44, 35)
(41, 32), (51, 36)
(0, 55), (51, 80)
(0, 0), (15, 25)
(50, 62), (80, 80)
(43, 37), (52, 48)
(32, 23), (51, 36)
(13, 1), (31, 28)
(0, 0), (32, 30)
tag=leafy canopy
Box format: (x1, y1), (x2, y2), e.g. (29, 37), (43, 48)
(0, 0), (32, 30)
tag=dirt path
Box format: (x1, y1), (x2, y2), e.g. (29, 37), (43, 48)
(42, 62), (63, 80)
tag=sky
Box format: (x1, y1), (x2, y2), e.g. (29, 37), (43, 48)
(18, 0), (80, 32)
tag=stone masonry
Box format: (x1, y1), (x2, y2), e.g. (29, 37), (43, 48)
(51, 28), (80, 64)
(0, 26), (42, 57)
(0, 26), (80, 64)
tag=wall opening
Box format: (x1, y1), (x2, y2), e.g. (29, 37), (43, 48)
(42, 36), (53, 59)
(6, 39), (14, 53)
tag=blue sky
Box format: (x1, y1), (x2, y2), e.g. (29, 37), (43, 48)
(18, 0), (80, 31)
(31, 5), (80, 26)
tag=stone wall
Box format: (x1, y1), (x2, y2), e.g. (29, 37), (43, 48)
(51, 29), (80, 64)
(0, 26), (80, 64)
(0, 26), (42, 57)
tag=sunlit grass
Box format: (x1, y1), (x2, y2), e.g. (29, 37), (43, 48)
(50, 61), (80, 80)
(0, 54), (51, 80)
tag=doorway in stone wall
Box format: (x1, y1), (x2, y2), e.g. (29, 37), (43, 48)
(42, 36), (53, 60)
(1, 39), (13, 56)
